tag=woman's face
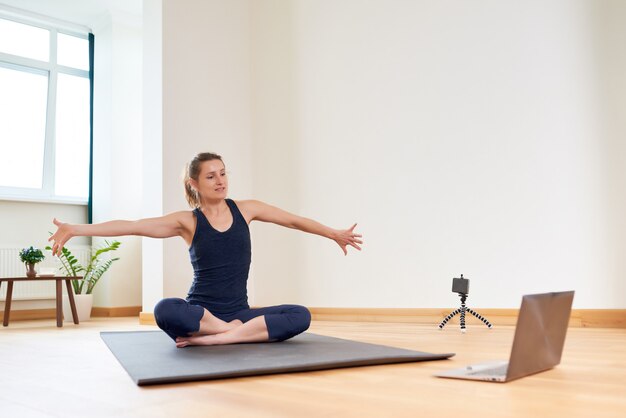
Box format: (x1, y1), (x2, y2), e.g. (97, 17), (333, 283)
(191, 159), (228, 201)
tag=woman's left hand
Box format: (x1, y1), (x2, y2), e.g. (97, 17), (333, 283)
(332, 223), (363, 256)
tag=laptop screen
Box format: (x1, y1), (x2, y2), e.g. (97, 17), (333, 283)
(506, 291), (575, 381)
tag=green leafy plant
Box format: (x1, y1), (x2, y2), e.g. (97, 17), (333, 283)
(19, 246), (45, 265)
(45, 240), (121, 295)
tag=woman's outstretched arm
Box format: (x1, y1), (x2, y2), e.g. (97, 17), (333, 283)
(238, 200), (363, 256)
(48, 212), (189, 256)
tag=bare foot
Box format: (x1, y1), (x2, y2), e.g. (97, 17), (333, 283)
(176, 316), (270, 347)
(176, 334), (221, 348)
(193, 311), (244, 336)
(177, 320), (243, 347)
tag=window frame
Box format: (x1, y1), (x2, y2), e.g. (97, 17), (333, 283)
(0, 10), (91, 205)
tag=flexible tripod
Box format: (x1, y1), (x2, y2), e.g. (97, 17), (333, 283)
(438, 292), (493, 333)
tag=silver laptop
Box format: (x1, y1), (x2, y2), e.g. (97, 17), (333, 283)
(435, 291), (574, 383)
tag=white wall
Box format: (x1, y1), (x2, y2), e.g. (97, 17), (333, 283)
(91, 11), (143, 308)
(249, 0), (304, 305)
(141, 0), (164, 314)
(590, 0), (626, 309)
(137, 0), (626, 311)
(0, 201), (90, 248)
(248, 0), (626, 309)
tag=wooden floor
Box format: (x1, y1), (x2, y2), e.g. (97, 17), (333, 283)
(1, 318), (625, 418)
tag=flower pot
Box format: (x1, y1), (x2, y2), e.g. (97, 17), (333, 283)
(63, 293), (93, 322)
(25, 263), (37, 278)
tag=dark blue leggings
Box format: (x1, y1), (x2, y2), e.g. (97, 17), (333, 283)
(153, 298), (311, 342)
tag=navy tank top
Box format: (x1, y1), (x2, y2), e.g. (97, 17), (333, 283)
(186, 199), (252, 314)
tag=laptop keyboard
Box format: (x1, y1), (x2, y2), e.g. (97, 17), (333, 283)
(467, 364), (508, 376)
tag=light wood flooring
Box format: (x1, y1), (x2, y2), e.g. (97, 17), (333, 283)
(0, 317), (625, 418)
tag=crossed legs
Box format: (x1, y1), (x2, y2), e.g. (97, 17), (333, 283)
(153, 298), (311, 348)
(176, 313), (268, 347)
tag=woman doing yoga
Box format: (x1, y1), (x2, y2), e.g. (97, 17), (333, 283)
(49, 152), (363, 347)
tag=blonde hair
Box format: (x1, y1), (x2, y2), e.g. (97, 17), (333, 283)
(183, 152), (224, 208)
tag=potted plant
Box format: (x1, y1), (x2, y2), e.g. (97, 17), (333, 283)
(19, 246), (45, 277)
(45, 240), (121, 321)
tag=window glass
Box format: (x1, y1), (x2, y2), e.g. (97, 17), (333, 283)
(0, 65), (48, 189)
(0, 18), (49, 61)
(55, 73), (90, 198)
(57, 33), (89, 70)
(0, 15), (91, 202)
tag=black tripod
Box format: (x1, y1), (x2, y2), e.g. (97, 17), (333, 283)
(438, 292), (493, 333)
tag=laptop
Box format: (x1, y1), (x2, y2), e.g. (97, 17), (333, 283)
(434, 290), (575, 383)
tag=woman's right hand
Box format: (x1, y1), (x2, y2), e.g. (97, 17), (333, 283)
(48, 218), (75, 256)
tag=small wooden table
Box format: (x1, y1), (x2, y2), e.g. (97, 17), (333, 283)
(0, 276), (82, 327)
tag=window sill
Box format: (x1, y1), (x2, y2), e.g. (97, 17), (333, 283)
(0, 194), (88, 206)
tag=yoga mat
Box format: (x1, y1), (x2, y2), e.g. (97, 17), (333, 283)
(101, 331), (454, 386)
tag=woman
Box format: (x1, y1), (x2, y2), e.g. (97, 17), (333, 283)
(49, 152), (363, 347)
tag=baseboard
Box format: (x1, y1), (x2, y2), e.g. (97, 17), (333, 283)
(7, 307), (625, 328)
(137, 308), (626, 328)
(139, 311), (156, 325)
(1, 306), (142, 321)
(309, 308), (626, 328)
(91, 306), (142, 317)
(0, 308), (57, 321)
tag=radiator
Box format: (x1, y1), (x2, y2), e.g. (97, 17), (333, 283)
(0, 246), (92, 301)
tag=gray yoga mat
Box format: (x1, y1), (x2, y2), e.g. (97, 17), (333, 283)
(101, 331), (454, 386)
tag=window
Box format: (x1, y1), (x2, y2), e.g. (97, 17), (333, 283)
(0, 14), (92, 204)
